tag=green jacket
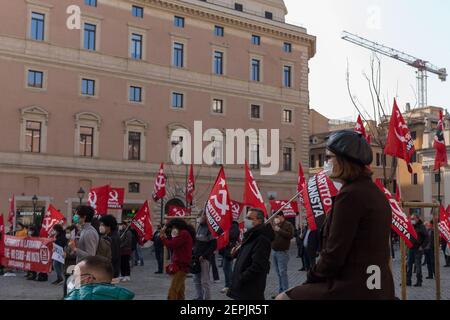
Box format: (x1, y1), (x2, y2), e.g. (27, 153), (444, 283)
(65, 283), (135, 300)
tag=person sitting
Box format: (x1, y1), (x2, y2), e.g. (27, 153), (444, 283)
(65, 256), (134, 300)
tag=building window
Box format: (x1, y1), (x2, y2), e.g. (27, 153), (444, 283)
(128, 132), (141, 160)
(234, 3), (243, 11)
(214, 26), (224, 37)
(80, 126), (94, 157)
(132, 5), (143, 18)
(130, 33), (143, 59)
(376, 153), (381, 167)
(173, 42), (184, 68)
(265, 11), (273, 19)
(283, 66), (292, 88)
(129, 182), (140, 193)
(250, 143), (260, 169)
(310, 155), (315, 168)
(412, 173), (418, 185)
(410, 151), (417, 163)
(381, 154), (387, 166)
(172, 92), (184, 109)
(174, 16), (185, 28)
(27, 70), (43, 88)
(83, 23), (96, 51)
(85, 0), (97, 6)
(283, 147), (292, 171)
(283, 42), (292, 53)
(319, 154), (324, 167)
(25, 121), (41, 153)
(411, 131), (417, 140)
(283, 109), (292, 123)
(212, 99), (223, 114)
(31, 12), (45, 41)
(129, 86), (142, 103)
(251, 59), (260, 82)
(213, 51), (224, 75)
(81, 78), (95, 96)
(251, 35), (261, 45)
(250, 104), (261, 119)
(435, 174), (441, 183)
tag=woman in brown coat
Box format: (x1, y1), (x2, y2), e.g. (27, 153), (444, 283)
(278, 130), (395, 300)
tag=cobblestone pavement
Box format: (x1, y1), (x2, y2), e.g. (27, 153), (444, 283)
(0, 243), (448, 300)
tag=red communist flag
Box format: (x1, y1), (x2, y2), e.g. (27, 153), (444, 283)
(438, 206), (450, 245)
(269, 200), (299, 219)
(131, 201), (153, 245)
(186, 164), (195, 206)
(297, 162), (306, 208)
(88, 185), (110, 216)
(433, 110), (448, 171)
(375, 179), (417, 248)
(168, 205), (188, 217)
(205, 167), (232, 238)
(302, 170), (339, 231)
(243, 162), (267, 217)
(230, 200), (244, 222)
(39, 205), (65, 238)
(152, 163), (166, 202)
(384, 99), (416, 173)
(354, 115), (371, 144)
(216, 230), (230, 251)
(8, 195), (15, 226)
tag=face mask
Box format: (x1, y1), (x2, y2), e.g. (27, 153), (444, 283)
(73, 215), (80, 224)
(274, 218), (281, 225)
(99, 226), (106, 234)
(66, 233), (71, 240)
(323, 161), (334, 177)
(411, 220), (417, 225)
(171, 229), (179, 238)
(28, 231), (33, 236)
(244, 218), (254, 231)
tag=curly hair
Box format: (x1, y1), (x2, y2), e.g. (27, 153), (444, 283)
(166, 218), (196, 241)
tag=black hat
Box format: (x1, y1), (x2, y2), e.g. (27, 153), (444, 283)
(326, 130), (373, 166)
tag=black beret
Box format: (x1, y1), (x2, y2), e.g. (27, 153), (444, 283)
(326, 130), (373, 166)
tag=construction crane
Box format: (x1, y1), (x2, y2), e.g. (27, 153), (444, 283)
(341, 31), (447, 108)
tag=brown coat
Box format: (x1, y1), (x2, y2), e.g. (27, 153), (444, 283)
(272, 220), (295, 251)
(286, 176), (395, 300)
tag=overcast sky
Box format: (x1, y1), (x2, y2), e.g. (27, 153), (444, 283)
(284, 0), (450, 121)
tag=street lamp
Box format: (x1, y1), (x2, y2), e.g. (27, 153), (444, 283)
(32, 195), (38, 227)
(77, 187), (85, 205)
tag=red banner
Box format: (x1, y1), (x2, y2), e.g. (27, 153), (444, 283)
(243, 162), (267, 217)
(168, 205), (189, 217)
(205, 167), (232, 238)
(39, 204), (65, 238)
(88, 185), (110, 216)
(375, 179), (417, 248)
(152, 163), (166, 202)
(108, 188), (125, 209)
(130, 201), (153, 245)
(269, 200), (299, 218)
(439, 206), (450, 244)
(433, 110), (448, 171)
(230, 200), (244, 222)
(1, 236), (53, 273)
(303, 170), (339, 231)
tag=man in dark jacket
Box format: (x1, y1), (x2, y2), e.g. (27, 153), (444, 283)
(193, 212), (217, 300)
(424, 220), (435, 280)
(152, 225), (164, 274)
(303, 224), (320, 271)
(407, 214), (429, 287)
(271, 211), (294, 295)
(228, 208), (275, 300)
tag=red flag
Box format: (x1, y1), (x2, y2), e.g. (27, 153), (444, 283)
(216, 230), (230, 251)
(354, 115), (371, 144)
(297, 162), (306, 207)
(230, 200), (244, 222)
(375, 179), (417, 248)
(186, 164), (195, 207)
(130, 201), (153, 245)
(88, 185), (110, 216)
(205, 167), (232, 238)
(269, 200), (299, 218)
(384, 99), (416, 173)
(107, 188), (125, 210)
(8, 195), (15, 226)
(168, 205), (189, 217)
(433, 110), (448, 171)
(302, 170), (339, 231)
(439, 206), (450, 245)
(152, 163), (166, 202)
(243, 162), (267, 217)
(39, 204), (65, 238)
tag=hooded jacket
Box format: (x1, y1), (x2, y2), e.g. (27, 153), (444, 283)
(228, 223), (275, 300)
(65, 283), (134, 300)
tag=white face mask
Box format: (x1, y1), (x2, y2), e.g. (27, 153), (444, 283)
(244, 218), (254, 231)
(99, 226), (106, 234)
(274, 218), (281, 225)
(411, 220), (417, 225)
(171, 229), (179, 238)
(323, 160), (334, 177)
(66, 233), (71, 240)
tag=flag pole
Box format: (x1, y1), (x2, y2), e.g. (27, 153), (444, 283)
(432, 205), (441, 300)
(396, 163), (407, 301)
(265, 191), (301, 225)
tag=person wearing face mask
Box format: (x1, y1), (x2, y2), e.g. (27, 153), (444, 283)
(192, 212), (217, 300)
(68, 206), (99, 264)
(277, 130), (395, 300)
(15, 222), (28, 238)
(119, 221), (133, 282)
(227, 208), (275, 300)
(160, 219), (196, 300)
(63, 225), (78, 297)
(51, 224), (68, 285)
(406, 214), (429, 287)
(65, 256), (134, 300)
(271, 211), (294, 297)
(99, 215), (120, 283)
